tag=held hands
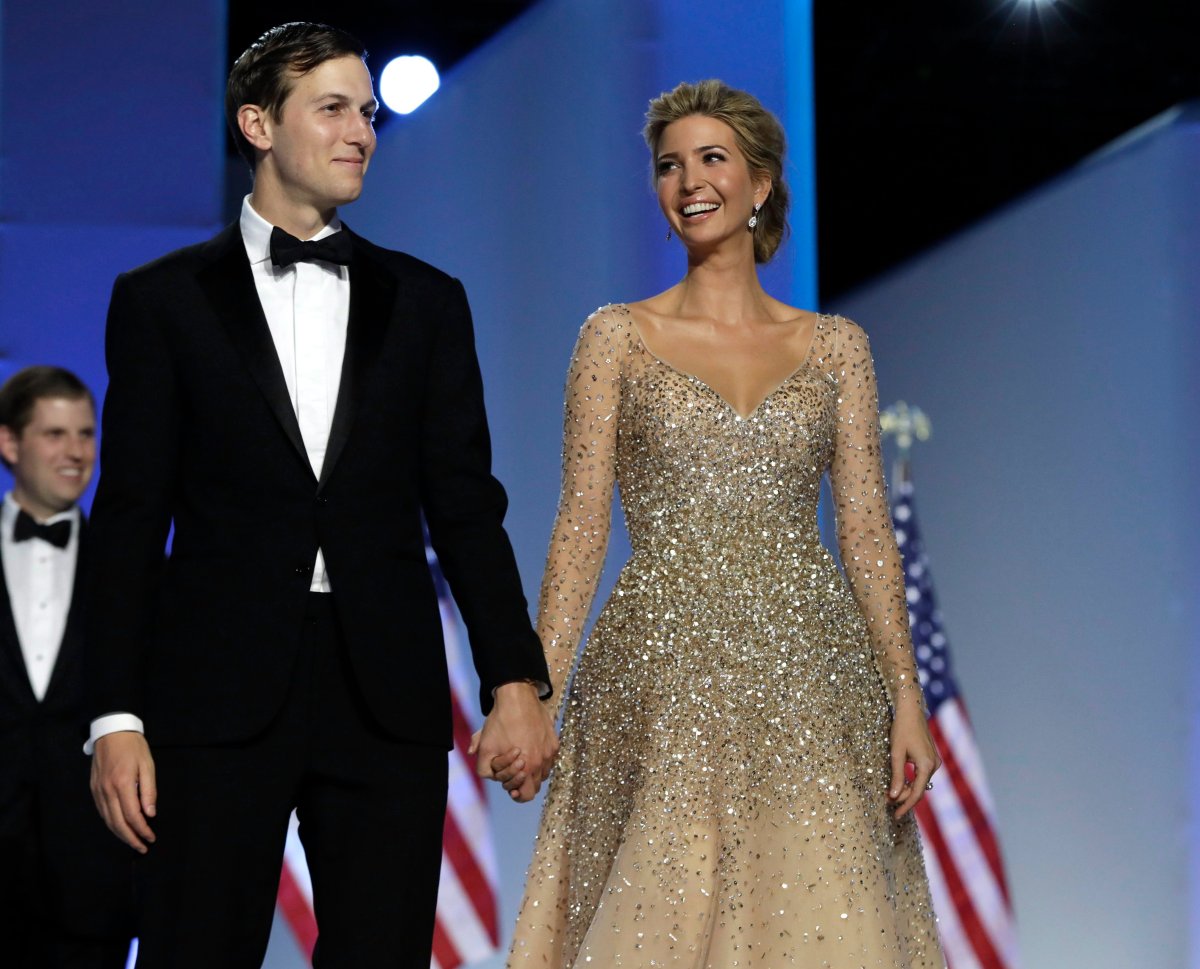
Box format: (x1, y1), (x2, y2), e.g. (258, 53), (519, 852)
(888, 701), (941, 819)
(470, 681), (558, 803)
(91, 731), (157, 853)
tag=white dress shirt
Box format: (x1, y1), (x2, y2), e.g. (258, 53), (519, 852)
(86, 198), (351, 754)
(240, 195), (349, 593)
(1, 492), (80, 701)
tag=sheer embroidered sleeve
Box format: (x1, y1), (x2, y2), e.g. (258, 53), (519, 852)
(829, 318), (925, 714)
(537, 307), (623, 719)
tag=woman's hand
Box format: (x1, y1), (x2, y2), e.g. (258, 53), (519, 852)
(468, 731), (530, 800)
(887, 703), (941, 819)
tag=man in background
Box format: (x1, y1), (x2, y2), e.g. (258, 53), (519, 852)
(0, 366), (134, 968)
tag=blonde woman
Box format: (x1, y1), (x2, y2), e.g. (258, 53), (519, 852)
(500, 80), (945, 968)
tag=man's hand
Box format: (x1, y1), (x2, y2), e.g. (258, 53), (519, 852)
(473, 682), (558, 803)
(91, 731), (157, 853)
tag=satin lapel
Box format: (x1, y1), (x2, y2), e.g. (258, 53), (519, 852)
(0, 550), (37, 707)
(197, 226), (312, 480)
(318, 233), (396, 490)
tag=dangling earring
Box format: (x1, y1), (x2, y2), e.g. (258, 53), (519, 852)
(665, 227), (673, 241)
(748, 202), (762, 230)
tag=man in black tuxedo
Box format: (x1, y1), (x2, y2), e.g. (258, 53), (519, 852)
(85, 22), (556, 968)
(0, 366), (134, 968)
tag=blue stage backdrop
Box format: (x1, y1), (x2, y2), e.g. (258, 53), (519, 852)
(0, 0), (226, 502)
(835, 107), (1200, 969)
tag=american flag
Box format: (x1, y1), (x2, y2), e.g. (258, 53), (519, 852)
(275, 544), (501, 968)
(891, 464), (1021, 969)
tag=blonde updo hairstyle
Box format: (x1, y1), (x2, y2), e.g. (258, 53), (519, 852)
(644, 79), (790, 264)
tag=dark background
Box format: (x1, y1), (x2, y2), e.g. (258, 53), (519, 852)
(233, 0), (1199, 298)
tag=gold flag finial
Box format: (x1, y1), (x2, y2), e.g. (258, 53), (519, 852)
(880, 401), (931, 457)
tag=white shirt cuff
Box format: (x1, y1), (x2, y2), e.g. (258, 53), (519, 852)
(84, 714), (145, 755)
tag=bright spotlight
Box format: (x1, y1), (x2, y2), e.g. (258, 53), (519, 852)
(380, 56), (440, 115)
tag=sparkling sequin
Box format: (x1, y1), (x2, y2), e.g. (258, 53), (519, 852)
(508, 305), (944, 968)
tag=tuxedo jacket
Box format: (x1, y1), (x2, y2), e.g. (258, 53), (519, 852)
(0, 523), (89, 776)
(0, 526), (135, 937)
(86, 223), (549, 748)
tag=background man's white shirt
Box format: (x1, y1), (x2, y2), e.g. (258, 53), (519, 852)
(1, 492), (81, 700)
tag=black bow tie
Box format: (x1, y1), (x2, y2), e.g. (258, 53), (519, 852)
(269, 227), (353, 269)
(13, 509), (71, 549)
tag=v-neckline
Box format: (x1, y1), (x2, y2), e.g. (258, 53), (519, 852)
(624, 306), (823, 421)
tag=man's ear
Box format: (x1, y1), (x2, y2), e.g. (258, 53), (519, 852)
(237, 104), (273, 153)
(0, 425), (20, 468)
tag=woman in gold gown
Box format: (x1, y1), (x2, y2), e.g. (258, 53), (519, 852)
(502, 80), (945, 968)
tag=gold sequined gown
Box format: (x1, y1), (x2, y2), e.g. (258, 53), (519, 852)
(508, 305), (944, 968)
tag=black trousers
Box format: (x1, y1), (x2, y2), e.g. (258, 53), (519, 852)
(134, 594), (448, 969)
(0, 742), (135, 969)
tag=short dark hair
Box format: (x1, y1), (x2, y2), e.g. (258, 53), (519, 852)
(0, 366), (95, 469)
(226, 22), (367, 167)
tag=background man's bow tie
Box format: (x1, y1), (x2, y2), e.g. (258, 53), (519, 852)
(13, 509), (71, 548)
(269, 227), (353, 269)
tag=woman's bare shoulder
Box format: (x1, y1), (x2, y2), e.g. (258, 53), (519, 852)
(624, 286), (687, 331)
(762, 294), (820, 327)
